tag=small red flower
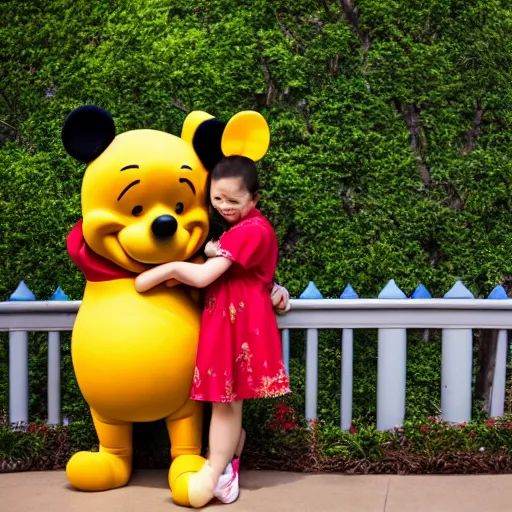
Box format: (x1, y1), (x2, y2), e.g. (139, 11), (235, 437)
(349, 425), (356, 434)
(420, 425), (428, 432)
(458, 422), (466, 428)
(487, 419), (495, 427)
(270, 403), (298, 431)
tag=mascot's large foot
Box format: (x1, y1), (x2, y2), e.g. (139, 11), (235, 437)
(66, 451), (132, 491)
(169, 454), (213, 508)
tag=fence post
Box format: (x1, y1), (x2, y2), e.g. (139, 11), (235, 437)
(340, 284), (358, 431)
(377, 279), (407, 431)
(9, 332), (29, 424)
(441, 280), (474, 423)
(8, 281), (36, 425)
(47, 286), (68, 425)
(487, 285), (509, 418)
(281, 329), (290, 376)
(299, 281), (323, 424)
(47, 332), (61, 425)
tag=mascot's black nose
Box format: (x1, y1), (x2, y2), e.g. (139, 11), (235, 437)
(151, 215), (178, 239)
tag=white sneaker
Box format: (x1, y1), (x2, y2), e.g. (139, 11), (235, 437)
(213, 461), (240, 504)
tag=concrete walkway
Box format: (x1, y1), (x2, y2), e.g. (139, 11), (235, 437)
(2, 469), (512, 511)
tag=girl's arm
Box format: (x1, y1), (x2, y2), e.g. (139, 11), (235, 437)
(135, 257), (232, 292)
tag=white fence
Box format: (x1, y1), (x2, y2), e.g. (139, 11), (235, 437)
(1, 294), (512, 431)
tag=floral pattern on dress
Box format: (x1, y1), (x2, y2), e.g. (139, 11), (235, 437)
(207, 296), (217, 315)
(221, 372), (237, 402)
(216, 248), (233, 259)
(254, 364), (291, 399)
(236, 342), (253, 372)
(191, 359), (290, 402)
(228, 301), (245, 324)
(229, 303), (237, 323)
(190, 367), (204, 400)
(193, 366), (201, 389)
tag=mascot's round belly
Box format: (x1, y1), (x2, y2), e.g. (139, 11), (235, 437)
(72, 279), (201, 422)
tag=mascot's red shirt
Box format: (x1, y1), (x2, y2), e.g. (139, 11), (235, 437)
(67, 219), (136, 282)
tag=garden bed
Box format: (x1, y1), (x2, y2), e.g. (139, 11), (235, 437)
(3, 404), (512, 476)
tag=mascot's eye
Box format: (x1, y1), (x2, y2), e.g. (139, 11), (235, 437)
(175, 202), (184, 214)
(132, 205), (143, 216)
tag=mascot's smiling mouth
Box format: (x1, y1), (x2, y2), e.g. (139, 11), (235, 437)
(115, 223), (205, 269)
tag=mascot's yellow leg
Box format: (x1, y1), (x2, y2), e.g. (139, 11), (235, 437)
(166, 399), (213, 508)
(66, 409), (133, 491)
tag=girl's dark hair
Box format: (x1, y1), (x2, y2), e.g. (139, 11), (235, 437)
(210, 155), (259, 197)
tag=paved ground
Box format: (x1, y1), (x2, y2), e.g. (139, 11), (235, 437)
(3, 469), (512, 511)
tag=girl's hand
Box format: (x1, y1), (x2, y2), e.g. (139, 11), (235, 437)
(204, 240), (219, 258)
(271, 284), (291, 314)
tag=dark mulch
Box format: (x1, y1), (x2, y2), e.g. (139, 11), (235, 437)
(3, 427), (512, 475)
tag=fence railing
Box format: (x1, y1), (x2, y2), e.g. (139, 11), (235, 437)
(1, 279), (511, 431)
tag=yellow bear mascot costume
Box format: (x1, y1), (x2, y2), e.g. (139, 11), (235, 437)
(62, 105), (270, 507)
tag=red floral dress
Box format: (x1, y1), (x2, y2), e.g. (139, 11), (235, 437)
(190, 208), (291, 403)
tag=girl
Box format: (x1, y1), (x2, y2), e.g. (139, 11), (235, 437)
(135, 155), (291, 506)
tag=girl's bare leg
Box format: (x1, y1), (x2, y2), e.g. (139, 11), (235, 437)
(234, 427), (246, 458)
(187, 400), (243, 508)
(206, 427), (245, 460)
(208, 400), (244, 486)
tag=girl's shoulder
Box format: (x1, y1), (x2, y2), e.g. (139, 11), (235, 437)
(228, 209), (274, 233)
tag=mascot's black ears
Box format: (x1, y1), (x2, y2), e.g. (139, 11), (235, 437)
(62, 105), (116, 164)
(192, 118), (226, 172)
(62, 104), (227, 171)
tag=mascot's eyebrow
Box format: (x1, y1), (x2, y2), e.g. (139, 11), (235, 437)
(118, 180), (141, 201)
(179, 178), (196, 195)
(120, 164), (139, 171)
(181, 165), (192, 170)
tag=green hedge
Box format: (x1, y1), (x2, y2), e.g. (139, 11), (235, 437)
(2, 0), (512, 447)
(4, 410), (512, 475)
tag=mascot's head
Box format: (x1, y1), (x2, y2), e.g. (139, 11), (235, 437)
(62, 105), (270, 273)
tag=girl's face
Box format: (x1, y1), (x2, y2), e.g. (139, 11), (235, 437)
(210, 177), (259, 224)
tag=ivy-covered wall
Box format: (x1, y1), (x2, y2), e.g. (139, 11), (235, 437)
(2, 0), (512, 434)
